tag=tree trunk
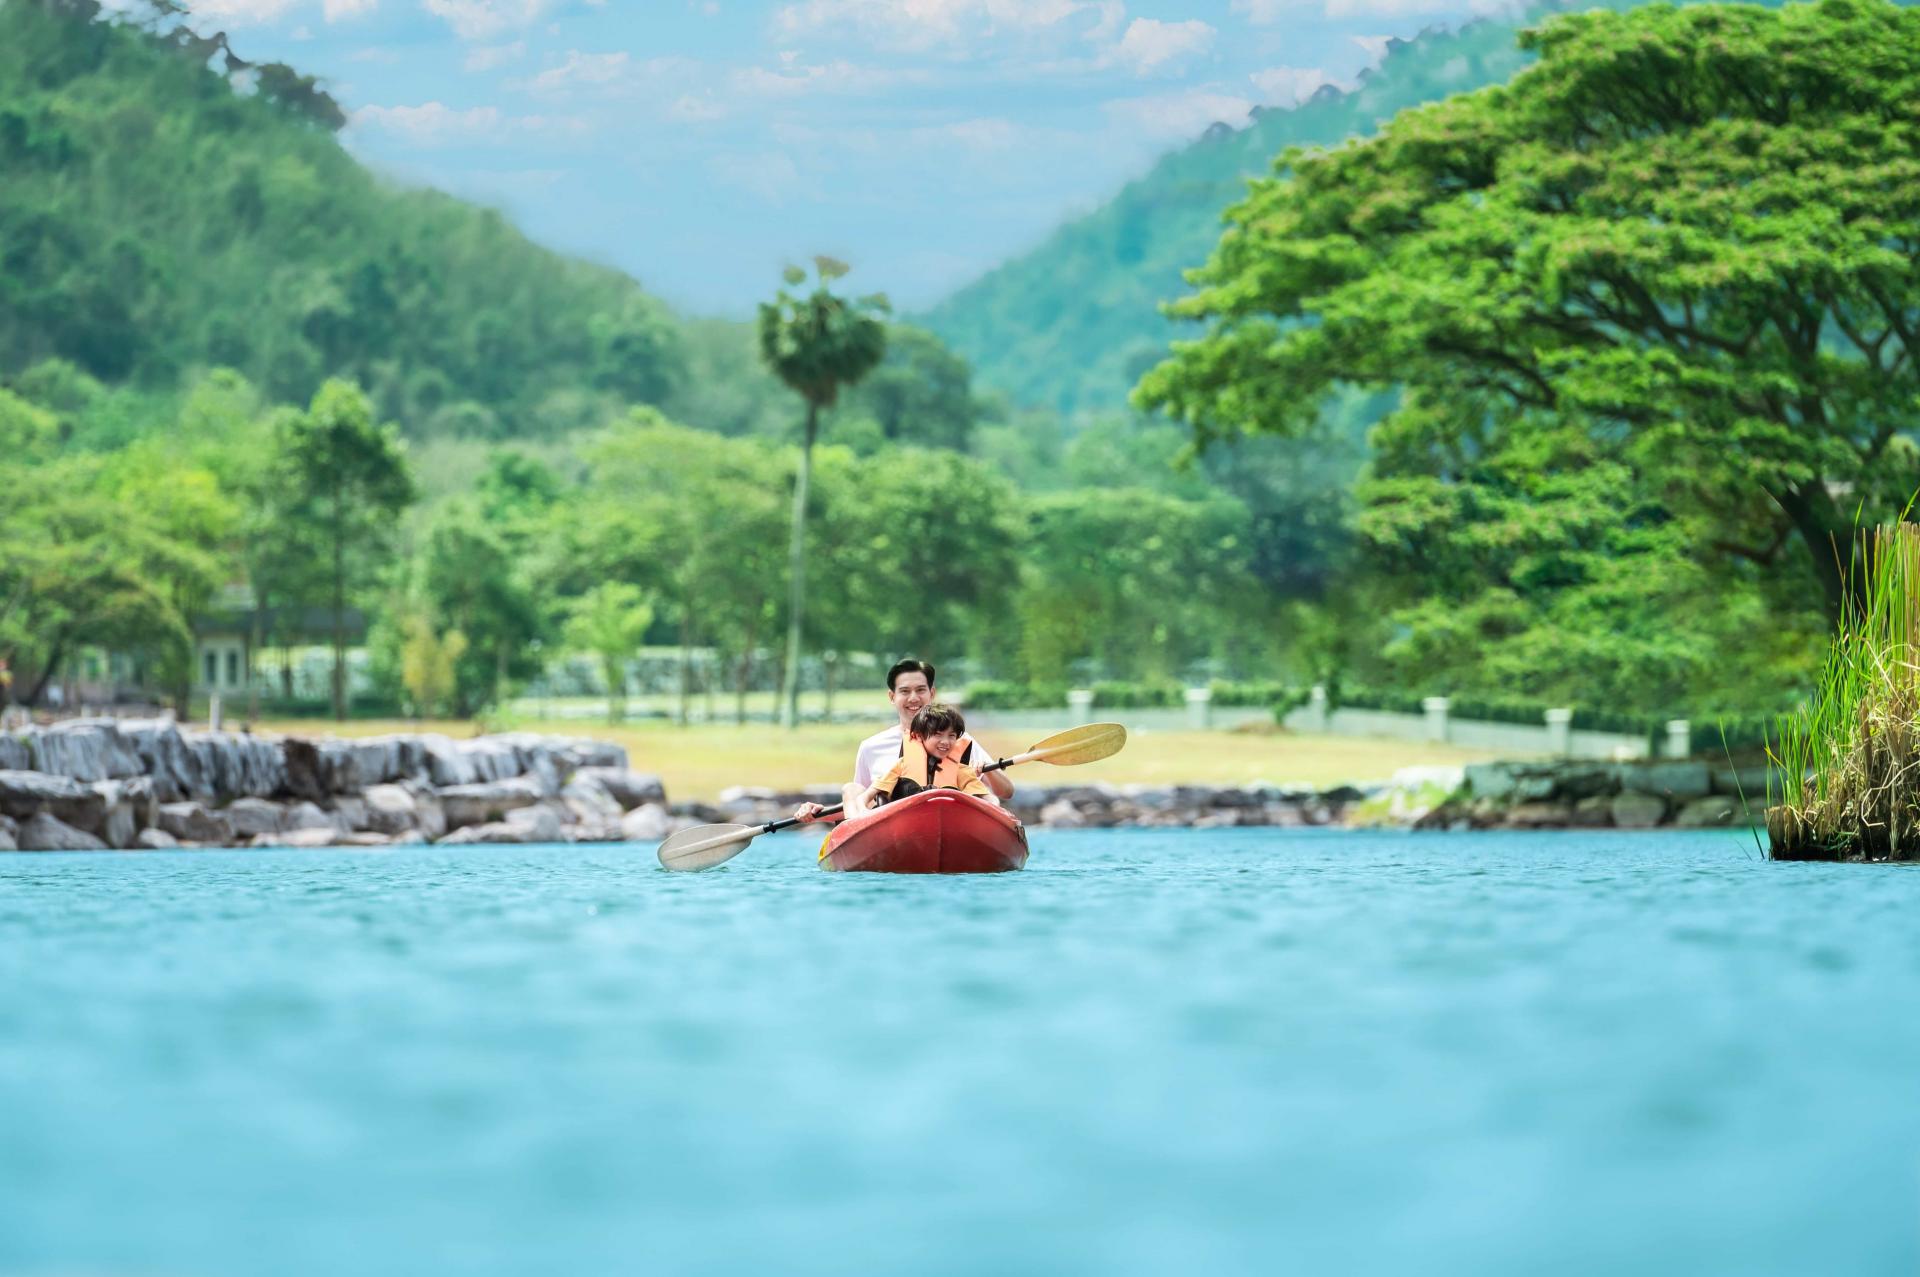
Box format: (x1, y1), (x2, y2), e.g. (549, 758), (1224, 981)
(736, 647), (752, 724)
(823, 651), (837, 718)
(331, 475), (347, 721)
(1776, 482), (1851, 624)
(26, 634), (66, 707)
(779, 402), (818, 729)
(677, 613), (691, 727)
(605, 651), (625, 724)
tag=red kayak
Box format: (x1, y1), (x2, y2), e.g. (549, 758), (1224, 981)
(819, 789), (1028, 873)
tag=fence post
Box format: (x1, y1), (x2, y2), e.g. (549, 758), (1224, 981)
(1422, 696), (1450, 743)
(210, 693), (222, 732)
(1306, 685), (1329, 732)
(1545, 707), (1572, 757)
(1184, 686), (1212, 731)
(1068, 689), (1094, 724)
(1665, 719), (1691, 759)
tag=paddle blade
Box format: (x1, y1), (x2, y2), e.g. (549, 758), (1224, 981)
(657, 823), (759, 872)
(1023, 722), (1128, 766)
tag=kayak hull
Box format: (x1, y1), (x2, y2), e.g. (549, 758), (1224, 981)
(821, 789), (1028, 873)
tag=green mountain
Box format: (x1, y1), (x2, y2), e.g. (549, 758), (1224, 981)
(917, 18), (1538, 418)
(0, 0), (682, 442)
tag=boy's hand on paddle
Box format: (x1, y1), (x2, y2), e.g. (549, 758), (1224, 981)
(793, 802), (827, 823)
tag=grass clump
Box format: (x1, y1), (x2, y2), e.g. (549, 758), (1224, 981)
(1768, 523), (1920, 861)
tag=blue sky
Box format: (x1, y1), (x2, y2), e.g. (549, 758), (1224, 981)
(178, 0), (1503, 316)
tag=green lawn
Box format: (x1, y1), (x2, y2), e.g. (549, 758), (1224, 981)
(249, 714), (1525, 801)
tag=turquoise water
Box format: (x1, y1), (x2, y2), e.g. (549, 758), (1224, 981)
(3, 829), (1917, 1276)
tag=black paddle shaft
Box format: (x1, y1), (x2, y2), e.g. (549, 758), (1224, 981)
(763, 756), (1015, 836)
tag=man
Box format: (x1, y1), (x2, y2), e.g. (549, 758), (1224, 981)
(794, 658), (1013, 822)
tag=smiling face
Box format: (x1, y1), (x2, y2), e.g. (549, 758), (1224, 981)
(889, 670), (933, 726)
(916, 725), (962, 761)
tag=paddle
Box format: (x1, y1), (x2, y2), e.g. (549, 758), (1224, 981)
(656, 721), (1129, 872)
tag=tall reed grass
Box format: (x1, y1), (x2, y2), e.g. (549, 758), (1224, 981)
(1767, 522), (1920, 860)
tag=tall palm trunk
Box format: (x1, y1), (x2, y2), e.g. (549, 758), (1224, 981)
(779, 401), (819, 729)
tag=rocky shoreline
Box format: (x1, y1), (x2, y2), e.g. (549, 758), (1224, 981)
(0, 721), (1760, 852)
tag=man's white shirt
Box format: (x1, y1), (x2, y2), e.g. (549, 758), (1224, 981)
(853, 724), (997, 788)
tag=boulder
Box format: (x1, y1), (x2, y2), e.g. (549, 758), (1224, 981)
(1673, 795), (1741, 828)
(27, 719), (144, 782)
(89, 780), (139, 849)
(562, 777), (624, 824)
(1506, 802), (1573, 829)
(329, 795), (369, 833)
(437, 821), (540, 845)
(273, 827), (343, 849)
(1570, 794), (1615, 827)
(283, 802), (335, 832)
(0, 770), (105, 832)
(1039, 797), (1087, 828)
(1711, 766), (1777, 798)
(361, 784), (419, 836)
(118, 719), (211, 802)
(619, 803), (671, 842)
(281, 738), (346, 801)
(17, 812), (108, 851)
(503, 802), (567, 843)
(134, 827), (179, 850)
(575, 767), (667, 809)
(157, 802), (235, 845)
(552, 738), (628, 772)
(0, 733), (28, 771)
(1620, 761), (1712, 800)
(422, 735), (480, 787)
(439, 777), (545, 829)
(187, 731), (285, 802)
(1464, 763), (1518, 801)
(223, 797), (286, 839)
(0, 813), (15, 851)
(1611, 791), (1669, 829)
(406, 786), (447, 841)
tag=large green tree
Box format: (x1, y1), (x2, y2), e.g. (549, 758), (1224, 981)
(1139, 0), (1920, 636)
(278, 379), (416, 719)
(758, 258), (888, 728)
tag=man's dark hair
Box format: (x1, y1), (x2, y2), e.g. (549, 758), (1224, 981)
(909, 703), (965, 739)
(886, 658), (936, 691)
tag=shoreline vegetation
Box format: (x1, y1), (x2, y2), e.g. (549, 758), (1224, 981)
(1768, 523), (1920, 862)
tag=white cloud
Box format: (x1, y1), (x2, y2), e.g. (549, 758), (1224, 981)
(709, 150), (815, 204)
(732, 59), (918, 96)
(1111, 17), (1214, 75)
(352, 100), (587, 145)
(1352, 33), (1393, 62)
(324, 0), (379, 20)
(773, 0), (1107, 52)
(1229, 0), (1301, 22)
(422, 0), (556, 40)
(1105, 87), (1253, 140)
(670, 94), (728, 122)
(1248, 64), (1335, 106)
(464, 40), (526, 71)
(525, 49), (631, 93)
(184, 0), (299, 24)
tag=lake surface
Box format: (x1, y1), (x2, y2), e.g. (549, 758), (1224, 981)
(3, 829), (1917, 1276)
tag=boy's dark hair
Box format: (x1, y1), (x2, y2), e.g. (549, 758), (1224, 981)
(909, 703), (965, 739)
(887, 658), (936, 691)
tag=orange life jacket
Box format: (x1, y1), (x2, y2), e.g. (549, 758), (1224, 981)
(870, 735), (991, 803)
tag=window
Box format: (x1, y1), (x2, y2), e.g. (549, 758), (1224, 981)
(203, 651), (217, 685)
(226, 649), (241, 687)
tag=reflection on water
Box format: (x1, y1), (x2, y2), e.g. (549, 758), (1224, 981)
(2, 829), (1917, 1276)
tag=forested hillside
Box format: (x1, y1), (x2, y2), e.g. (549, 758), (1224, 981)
(918, 16), (1538, 416)
(0, 0), (683, 443)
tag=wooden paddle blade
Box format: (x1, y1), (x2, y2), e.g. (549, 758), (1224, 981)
(1024, 721), (1128, 766)
(657, 823), (759, 871)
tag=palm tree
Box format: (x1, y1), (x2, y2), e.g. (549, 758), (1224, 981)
(757, 257), (888, 729)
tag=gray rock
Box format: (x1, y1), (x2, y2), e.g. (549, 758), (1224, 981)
(437, 821), (539, 845)
(279, 738), (337, 801)
(158, 802), (235, 845)
(90, 780), (138, 849)
(1711, 766), (1777, 799)
(187, 731), (285, 802)
(329, 796), (369, 833)
(620, 803), (671, 842)
(574, 767), (667, 809)
(118, 719), (211, 802)
(1506, 802), (1573, 829)
(273, 827), (344, 848)
(0, 732), (28, 771)
(1464, 763), (1517, 801)
(1620, 762), (1712, 800)
(0, 815), (14, 850)
(561, 777), (623, 824)
(1611, 791), (1669, 829)
(1673, 795), (1741, 828)
(1039, 798), (1087, 827)
(422, 735), (480, 787)
(406, 786), (447, 841)
(1570, 794), (1615, 827)
(361, 784), (418, 835)
(0, 770), (104, 834)
(18, 812), (108, 851)
(26, 720), (143, 782)
(554, 738), (628, 771)
(223, 797), (286, 839)
(503, 802), (566, 843)
(439, 777), (545, 829)
(135, 827), (179, 850)
(283, 801), (334, 832)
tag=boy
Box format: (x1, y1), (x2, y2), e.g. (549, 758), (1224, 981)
(843, 703), (997, 821)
